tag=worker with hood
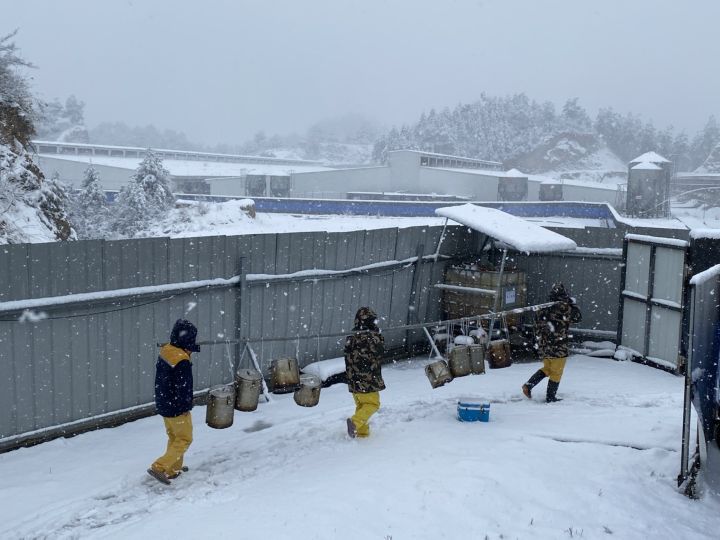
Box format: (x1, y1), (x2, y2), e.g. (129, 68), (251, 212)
(344, 307), (385, 438)
(148, 319), (200, 484)
(522, 283), (582, 403)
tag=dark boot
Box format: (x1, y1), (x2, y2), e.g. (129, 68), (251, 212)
(522, 369), (546, 399)
(546, 380), (562, 403)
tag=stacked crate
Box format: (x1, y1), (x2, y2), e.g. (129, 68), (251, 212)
(441, 265), (527, 326)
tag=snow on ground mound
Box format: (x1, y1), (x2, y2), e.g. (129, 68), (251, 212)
(133, 199), (446, 239)
(1, 356), (717, 539)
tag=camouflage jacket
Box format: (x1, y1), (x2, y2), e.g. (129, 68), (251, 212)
(535, 300), (582, 359)
(344, 330), (385, 393)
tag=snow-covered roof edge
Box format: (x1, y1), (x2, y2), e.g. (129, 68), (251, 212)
(631, 162), (662, 171)
(625, 233), (688, 248)
(629, 151), (670, 164)
(689, 228), (720, 240)
(689, 264), (720, 286)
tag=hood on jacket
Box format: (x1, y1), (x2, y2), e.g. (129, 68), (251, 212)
(354, 307), (379, 331)
(170, 319), (200, 352)
(548, 282), (571, 303)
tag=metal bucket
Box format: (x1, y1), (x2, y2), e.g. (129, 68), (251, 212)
(448, 346), (472, 377)
(469, 344), (486, 374)
(206, 384), (235, 429)
(293, 374), (322, 407)
(235, 368), (263, 412)
(271, 357), (300, 394)
(487, 339), (512, 369)
(425, 359), (454, 389)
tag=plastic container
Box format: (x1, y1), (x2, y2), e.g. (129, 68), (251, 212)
(457, 398), (491, 422)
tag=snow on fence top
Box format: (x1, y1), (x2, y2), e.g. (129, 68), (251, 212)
(435, 204), (577, 253)
(625, 233), (689, 249)
(0, 276), (240, 314)
(689, 264), (720, 287)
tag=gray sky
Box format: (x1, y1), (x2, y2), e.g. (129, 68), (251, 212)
(6, 0), (720, 145)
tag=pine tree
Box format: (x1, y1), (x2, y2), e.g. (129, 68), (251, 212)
(113, 181), (151, 237)
(111, 149), (174, 237)
(69, 166), (109, 239)
(690, 116), (720, 170)
(131, 149), (174, 211)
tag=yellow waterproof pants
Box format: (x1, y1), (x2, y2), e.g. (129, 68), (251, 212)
(541, 357), (567, 383)
(351, 391), (380, 437)
(152, 412), (193, 476)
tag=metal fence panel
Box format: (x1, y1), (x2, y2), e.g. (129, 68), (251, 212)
(621, 299), (647, 352)
(625, 242), (651, 296)
(648, 307), (683, 365)
(654, 247), (685, 304)
(1, 224), (461, 444)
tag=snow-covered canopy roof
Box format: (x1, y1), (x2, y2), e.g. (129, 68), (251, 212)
(631, 161), (662, 171)
(629, 151), (670, 164)
(435, 204), (577, 253)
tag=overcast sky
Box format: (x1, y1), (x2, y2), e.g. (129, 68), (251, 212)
(5, 0), (720, 145)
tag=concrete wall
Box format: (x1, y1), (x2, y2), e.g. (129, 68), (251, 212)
(291, 166), (392, 198)
(418, 168), (500, 200)
(37, 156), (133, 190)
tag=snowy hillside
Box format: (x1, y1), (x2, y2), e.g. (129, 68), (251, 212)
(1, 355), (717, 539)
(511, 133), (627, 184)
(0, 144), (74, 244)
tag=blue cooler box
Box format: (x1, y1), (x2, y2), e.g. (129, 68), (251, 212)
(457, 398), (490, 422)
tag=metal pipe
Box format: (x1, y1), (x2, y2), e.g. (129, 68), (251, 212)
(486, 248), (508, 348)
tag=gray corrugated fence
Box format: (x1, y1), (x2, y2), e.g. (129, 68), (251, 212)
(514, 249), (623, 336)
(0, 224), (623, 449)
(0, 225), (470, 447)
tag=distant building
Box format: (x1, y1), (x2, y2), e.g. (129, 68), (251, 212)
(32, 140), (330, 196)
(32, 141), (623, 206)
(626, 151), (672, 218)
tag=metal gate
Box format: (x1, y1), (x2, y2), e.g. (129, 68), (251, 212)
(679, 264), (720, 495)
(617, 234), (689, 371)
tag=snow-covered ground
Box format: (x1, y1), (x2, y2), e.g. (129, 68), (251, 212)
(1, 355), (717, 540)
(143, 200), (447, 238)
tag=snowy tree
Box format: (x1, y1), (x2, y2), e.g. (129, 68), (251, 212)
(35, 94), (89, 142)
(112, 181), (150, 237)
(68, 166), (109, 239)
(0, 30), (74, 243)
(560, 98), (592, 133)
(690, 116), (720, 170)
(131, 149), (174, 210)
(0, 30), (36, 147)
(112, 149), (174, 237)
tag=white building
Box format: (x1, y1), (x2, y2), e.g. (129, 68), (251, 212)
(32, 140), (331, 196)
(33, 141), (623, 206)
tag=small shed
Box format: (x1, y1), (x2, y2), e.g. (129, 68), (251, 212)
(434, 204), (577, 341)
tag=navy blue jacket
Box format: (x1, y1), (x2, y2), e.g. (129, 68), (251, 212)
(155, 344), (194, 417)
